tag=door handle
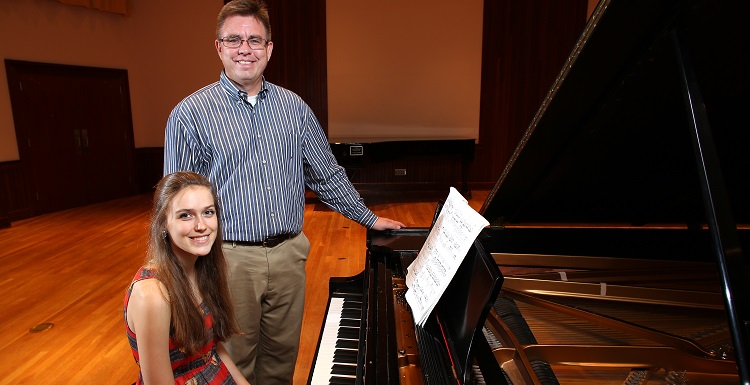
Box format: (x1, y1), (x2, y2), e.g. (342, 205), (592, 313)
(81, 129), (89, 149)
(73, 129), (82, 154)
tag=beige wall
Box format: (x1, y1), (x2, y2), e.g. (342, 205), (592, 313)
(327, 0), (483, 142)
(0, 0), (224, 162)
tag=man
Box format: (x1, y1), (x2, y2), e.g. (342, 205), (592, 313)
(163, 0), (405, 384)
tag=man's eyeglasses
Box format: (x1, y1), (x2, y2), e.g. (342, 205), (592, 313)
(219, 36), (268, 50)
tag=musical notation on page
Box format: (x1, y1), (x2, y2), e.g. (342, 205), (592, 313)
(405, 187), (489, 326)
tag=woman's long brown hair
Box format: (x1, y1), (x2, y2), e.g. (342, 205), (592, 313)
(147, 171), (238, 355)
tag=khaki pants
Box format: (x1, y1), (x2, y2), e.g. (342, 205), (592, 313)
(222, 232), (309, 385)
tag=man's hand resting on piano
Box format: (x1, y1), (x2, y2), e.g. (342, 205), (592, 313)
(371, 217), (406, 230)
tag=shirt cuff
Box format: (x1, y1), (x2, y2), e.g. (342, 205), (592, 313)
(358, 211), (379, 229)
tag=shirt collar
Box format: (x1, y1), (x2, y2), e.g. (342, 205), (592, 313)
(219, 71), (269, 103)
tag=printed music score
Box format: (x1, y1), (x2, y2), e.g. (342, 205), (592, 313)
(405, 187), (489, 326)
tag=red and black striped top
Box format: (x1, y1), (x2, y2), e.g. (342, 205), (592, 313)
(124, 267), (236, 385)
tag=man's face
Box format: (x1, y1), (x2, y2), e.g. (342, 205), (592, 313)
(215, 15), (273, 94)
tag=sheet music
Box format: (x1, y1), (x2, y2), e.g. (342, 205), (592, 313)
(405, 187), (489, 326)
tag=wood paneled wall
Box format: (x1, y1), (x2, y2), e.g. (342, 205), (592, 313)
(2, 0), (587, 223)
(261, 0), (328, 132)
(474, 0), (588, 185)
(0, 148), (162, 224)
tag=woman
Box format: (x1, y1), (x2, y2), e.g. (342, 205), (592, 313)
(124, 172), (250, 385)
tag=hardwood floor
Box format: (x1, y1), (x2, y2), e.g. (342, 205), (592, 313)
(0, 189), (488, 384)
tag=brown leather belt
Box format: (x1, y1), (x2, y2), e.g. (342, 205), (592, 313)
(226, 233), (296, 248)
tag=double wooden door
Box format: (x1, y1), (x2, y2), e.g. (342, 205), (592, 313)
(5, 60), (136, 215)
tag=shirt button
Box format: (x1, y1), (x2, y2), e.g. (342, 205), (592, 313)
(270, 213), (275, 217)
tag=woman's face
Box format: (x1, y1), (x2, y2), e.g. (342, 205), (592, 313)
(165, 186), (218, 262)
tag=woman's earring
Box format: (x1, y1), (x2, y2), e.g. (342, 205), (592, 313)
(162, 230), (168, 239)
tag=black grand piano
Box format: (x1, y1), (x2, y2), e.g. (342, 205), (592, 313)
(308, 0), (750, 383)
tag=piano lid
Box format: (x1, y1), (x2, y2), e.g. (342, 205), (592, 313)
(480, 0), (750, 227)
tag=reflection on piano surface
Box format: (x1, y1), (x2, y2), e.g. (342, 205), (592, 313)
(308, 0), (750, 383)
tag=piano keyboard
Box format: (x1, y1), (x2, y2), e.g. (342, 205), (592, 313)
(309, 296), (363, 385)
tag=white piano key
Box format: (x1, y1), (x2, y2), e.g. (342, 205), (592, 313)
(310, 297), (343, 385)
(311, 296), (367, 385)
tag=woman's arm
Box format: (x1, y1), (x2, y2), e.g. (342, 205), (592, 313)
(217, 343), (251, 385)
(127, 279), (175, 385)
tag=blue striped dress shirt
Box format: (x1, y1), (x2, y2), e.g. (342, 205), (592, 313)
(164, 71), (378, 242)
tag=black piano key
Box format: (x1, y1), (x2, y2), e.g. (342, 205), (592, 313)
(333, 349), (359, 361)
(341, 309), (360, 319)
(333, 356), (357, 365)
(337, 327), (359, 339)
(331, 364), (358, 376)
(336, 339), (359, 349)
(333, 353), (357, 362)
(342, 299), (361, 308)
(339, 318), (360, 328)
(329, 376), (356, 385)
